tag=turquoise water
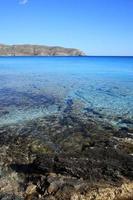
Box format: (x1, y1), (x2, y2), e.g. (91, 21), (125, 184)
(0, 56), (133, 129)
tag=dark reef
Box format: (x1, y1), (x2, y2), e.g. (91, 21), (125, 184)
(0, 109), (133, 199)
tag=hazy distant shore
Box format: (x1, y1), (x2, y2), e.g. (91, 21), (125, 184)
(0, 44), (85, 56)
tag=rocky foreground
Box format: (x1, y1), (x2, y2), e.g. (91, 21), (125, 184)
(0, 44), (85, 56)
(0, 110), (133, 200)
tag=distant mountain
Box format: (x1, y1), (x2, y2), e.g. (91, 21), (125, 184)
(0, 44), (85, 56)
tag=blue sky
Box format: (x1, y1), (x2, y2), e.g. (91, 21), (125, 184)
(0, 0), (133, 55)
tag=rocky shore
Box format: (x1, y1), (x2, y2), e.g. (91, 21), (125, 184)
(0, 44), (85, 56)
(0, 58), (133, 199)
(0, 110), (133, 200)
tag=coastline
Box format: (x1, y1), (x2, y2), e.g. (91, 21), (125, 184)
(0, 56), (133, 200)
(0, 44), (85, 56)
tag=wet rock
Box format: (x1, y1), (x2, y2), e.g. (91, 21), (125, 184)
(25, 184), (37, 195)
(0, 108), (133, 200)
(32, 148), (133, 183)
(32, 154), (55, 174)
(118, 138), (133, 155)
(0, 194), (22, 200)
(25, 184), (38, 200)
(29, 141), (53, 154)
(47, 182), (59, 194)
(55, 184), (75, 200)
(43, 196), (56, 200)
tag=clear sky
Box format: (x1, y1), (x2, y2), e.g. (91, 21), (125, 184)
(0, 0), (133, 55)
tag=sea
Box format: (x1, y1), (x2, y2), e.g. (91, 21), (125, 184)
(0, 56), (133, 131)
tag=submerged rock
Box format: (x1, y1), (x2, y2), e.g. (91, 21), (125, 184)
(0, 110), (133, 199)
(32, 149), (133, 182)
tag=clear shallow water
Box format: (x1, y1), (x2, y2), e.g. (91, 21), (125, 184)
(0, 56), (133, 129)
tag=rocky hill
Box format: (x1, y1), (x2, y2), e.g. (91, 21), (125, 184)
(0, 44), (85, 56)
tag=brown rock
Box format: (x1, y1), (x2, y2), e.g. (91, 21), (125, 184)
(47, 182), (59, 194)
(25, 184), (37, 195)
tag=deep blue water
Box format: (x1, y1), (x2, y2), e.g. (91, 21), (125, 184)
(0, 56), (133, 128)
